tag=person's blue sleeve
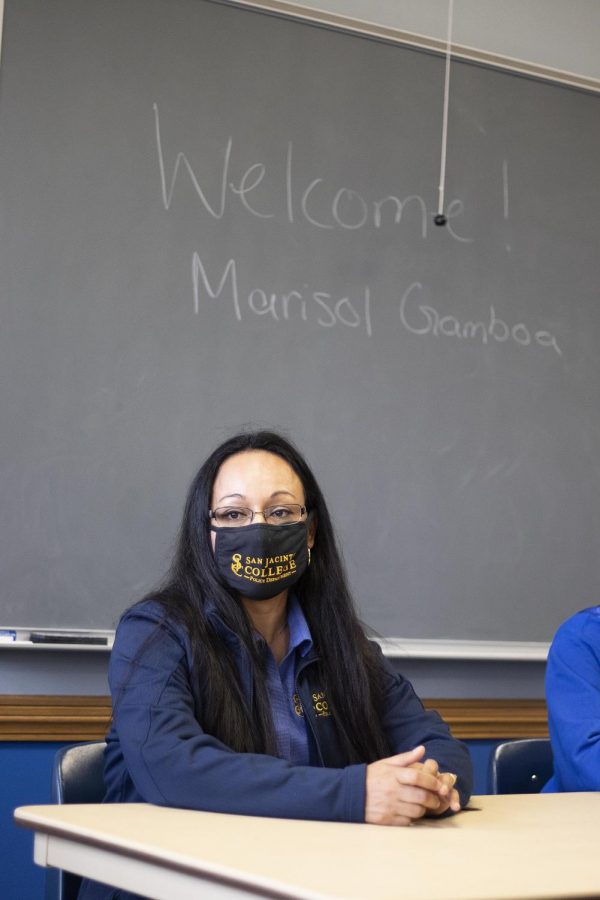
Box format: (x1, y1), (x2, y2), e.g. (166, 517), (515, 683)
(109, 608), (365, 822)
(375, 645), (473, 808)
(544, 607), (600, 791)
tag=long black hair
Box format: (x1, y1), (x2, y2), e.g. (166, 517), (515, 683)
(148, 430), (391, 763)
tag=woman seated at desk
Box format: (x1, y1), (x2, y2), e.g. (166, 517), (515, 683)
(81, 431), (472, 899)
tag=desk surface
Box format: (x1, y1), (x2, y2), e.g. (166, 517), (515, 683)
(15, 794), (600, 900)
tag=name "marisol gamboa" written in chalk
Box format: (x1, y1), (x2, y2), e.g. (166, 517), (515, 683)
(192, 254), (562, 356)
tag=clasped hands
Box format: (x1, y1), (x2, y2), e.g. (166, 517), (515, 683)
(365, 745), (460, 826)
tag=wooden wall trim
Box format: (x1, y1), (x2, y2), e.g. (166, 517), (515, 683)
(0, 696), (112, 742)
(0, 695), (547, 742)
(425, 699), (548, 739)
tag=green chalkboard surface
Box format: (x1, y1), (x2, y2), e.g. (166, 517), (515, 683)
(0, 0), (599, 639)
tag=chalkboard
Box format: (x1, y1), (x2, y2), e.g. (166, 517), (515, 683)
(1, 0), (599, 641)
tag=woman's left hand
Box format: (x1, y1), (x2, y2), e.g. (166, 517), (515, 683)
(410, 757), (461, 815)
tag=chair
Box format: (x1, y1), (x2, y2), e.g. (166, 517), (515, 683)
(46, 741), (107, 900)
(488, 738), (554, 794)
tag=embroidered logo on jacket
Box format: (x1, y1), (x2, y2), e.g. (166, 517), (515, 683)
(311, 690), (331, 718)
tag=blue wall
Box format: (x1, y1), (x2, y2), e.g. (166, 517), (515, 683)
(1, 742), (70, 900)
(1, 739), (501, 900)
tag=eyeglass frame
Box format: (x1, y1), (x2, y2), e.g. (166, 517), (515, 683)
(208, 504), (308, 526)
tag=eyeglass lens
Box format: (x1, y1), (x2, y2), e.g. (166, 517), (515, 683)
(212, 505), (305, 526)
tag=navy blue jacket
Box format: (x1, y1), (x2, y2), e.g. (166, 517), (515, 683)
(80, 599), (472, 899)
(100, 599), (472, 818)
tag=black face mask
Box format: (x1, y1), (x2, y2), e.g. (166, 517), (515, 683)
(211, 521), (309, 600)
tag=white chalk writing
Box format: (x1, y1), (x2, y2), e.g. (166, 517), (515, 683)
(153, 105), (563, 360)
(153, 104), (471, 241)
(192, 253), (372, 336)
(399, 282), (562, 356)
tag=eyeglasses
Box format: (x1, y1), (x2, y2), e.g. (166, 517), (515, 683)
(209, 504), (307, 527)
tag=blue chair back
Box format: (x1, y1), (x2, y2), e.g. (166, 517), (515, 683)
(46, 741), (107, 900)
(489, 738), (553, 794)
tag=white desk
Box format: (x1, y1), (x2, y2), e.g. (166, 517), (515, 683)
(15, 794), (600, 900)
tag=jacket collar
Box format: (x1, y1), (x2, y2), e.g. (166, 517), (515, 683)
(204, 597), (243, 649)
(205, 594), (313, 649)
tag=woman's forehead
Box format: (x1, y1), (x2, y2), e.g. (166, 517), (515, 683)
(212, 450), (303, 501)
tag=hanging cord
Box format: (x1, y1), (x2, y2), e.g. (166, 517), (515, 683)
(435, 0), (454, 225)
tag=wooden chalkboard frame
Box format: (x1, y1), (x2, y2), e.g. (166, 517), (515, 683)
(219, 0), (600, 93)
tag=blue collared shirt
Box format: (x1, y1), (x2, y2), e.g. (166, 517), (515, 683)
(258, 595), (313, 765)
(543, 605), (600, 792)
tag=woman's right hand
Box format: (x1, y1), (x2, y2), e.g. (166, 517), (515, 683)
(365, 745), (447, 826)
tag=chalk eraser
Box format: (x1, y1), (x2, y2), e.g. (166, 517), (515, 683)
(30, 632), (107, 645)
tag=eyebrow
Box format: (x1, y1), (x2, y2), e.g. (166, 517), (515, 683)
(217, 493), (245, 504)
(216, 490), (298, 504)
